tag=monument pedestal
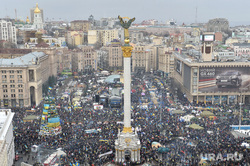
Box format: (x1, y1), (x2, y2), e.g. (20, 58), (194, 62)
(115, 130), (141, 163)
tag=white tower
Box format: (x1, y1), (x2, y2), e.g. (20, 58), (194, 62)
(33, 3), (43, 30)
(115, 16), (141, 164)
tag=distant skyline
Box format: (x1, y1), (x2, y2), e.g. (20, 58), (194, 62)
(0, 0), (250, 26)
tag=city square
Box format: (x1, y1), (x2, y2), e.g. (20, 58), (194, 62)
(0, 1), (250, 166)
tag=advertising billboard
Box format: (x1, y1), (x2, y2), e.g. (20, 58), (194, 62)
(198, 67), (250, 92)
(203, 35), (215, 41)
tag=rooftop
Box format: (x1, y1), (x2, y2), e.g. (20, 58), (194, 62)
(232, 43), (250, 47)
(0, 109), (14, 140)
(174, 50), (249, 65)
(0, 51), (46, 67)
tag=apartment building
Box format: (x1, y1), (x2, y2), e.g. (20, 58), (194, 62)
(88, 29), (119, 46)
(0, 20), (17, 44)
(70, 20), (91, 33)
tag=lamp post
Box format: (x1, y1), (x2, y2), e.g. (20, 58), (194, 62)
(239, 88), (247, 131)
(239, 102), (243, 131)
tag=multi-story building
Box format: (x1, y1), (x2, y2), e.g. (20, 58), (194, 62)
(132, 44), (147, 73)
(70, 20), (91, 33)
(88, 29), (119, 46)
(158, 49), (174, 78)
(0, 49), (32, 59)
(72, 46), (97, 72)
(130, 32), (144, 43)
(29, 36), (66, 47)
(173, 50), (250, 105)
(233, 43), (250, 57)
(0, 109), (15, 166)
(0, 52), (50, 107)
(31, 48), (59, 77)
(0, 20), (17, 44)
(66, 31), (84, 46)
(97, 48), (109, 71)
(103, 40), (123, 71)
(207, 18), (229, 33)
(56, 48), (72, 74)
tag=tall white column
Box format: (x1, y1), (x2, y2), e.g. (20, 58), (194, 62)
(124, 57), (131, 129)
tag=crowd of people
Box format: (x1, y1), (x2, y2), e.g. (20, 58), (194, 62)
(12, 72), (250, 166)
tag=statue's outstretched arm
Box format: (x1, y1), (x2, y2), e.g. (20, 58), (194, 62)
(118, 15), (124, 25)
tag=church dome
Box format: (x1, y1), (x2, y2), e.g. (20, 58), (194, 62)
(34, 3), (41, 13)
(26, 16), (30, 23)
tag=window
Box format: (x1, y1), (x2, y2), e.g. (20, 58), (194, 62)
(1, 70), (6, 73)
(10, 85), (15, 88)
(11, 89), (15, 93)
(17, 70), (22, 74)
(17, 75), (22, 79)
(2, 85), (7, 88)
(11, 94), (16, 98)
(9, 70), (14, 73)
(10, 75), (14, 78)
(3, 95), (8, 98)
(18, 89), (23, 92)
(3, 89), (7, 93)
(2, 75), (7, 79)
(18, 80), (22, 83)
(19, 94), (23, 98)
(10, 80), (15, 83)
(18, 84), (23, 88)
(2, 80), (7, 83)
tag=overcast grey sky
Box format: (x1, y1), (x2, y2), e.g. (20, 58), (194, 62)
(0, 0), (249, 26)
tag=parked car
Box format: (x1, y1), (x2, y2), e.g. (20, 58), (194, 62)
(216, 71), (242, 88)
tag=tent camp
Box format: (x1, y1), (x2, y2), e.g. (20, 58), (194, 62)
(201, 111), (214, 117)
(180, 114), (195, 122)
(189, 124), (204, 130)
(172, 110), (185, 114)
(23, 115), (40, 122)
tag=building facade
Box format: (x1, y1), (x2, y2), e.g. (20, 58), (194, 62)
(0, 20), (17, 44)
(70, 20), (91, 33)
(131, 44), (147, 73)
(158, 50), (174, 78)
(103, 40), (123, 71)
(0, 109), (15, 166)
(88, 29), (119, 46)
(233, 43), (250, 57)
(66, 31), (84, 46)
(0, 52), (49, 107)
(72, 46), (97, 72)
(173, 51), (250, 105)
(97, 48), (109, 71)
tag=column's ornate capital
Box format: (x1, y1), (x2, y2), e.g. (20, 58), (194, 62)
(122, 46), (133, 58)
(122, 126), (132, 133)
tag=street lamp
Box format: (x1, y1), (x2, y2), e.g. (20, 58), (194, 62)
(239, 88), (247, 131)
(239, 102), (243, 131)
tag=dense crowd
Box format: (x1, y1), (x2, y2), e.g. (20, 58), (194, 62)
(12, 73), (250, 166)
